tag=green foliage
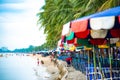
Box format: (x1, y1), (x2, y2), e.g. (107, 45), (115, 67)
(37, 0), (120, 49)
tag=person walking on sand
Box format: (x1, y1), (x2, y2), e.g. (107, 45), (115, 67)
(41, 60), (44, 64)
(66, 56), (72, 67)
(37, 58), (40, 66)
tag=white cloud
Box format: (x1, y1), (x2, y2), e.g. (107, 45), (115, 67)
(0, 0), (46, 50)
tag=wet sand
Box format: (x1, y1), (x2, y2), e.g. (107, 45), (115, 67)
(30, 54), (59, 80)
(59, 60), (86, 80)
(66, 67), (86, 80)
(30, 54), (86, 80)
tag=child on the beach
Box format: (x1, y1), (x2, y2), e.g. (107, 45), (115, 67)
(66, 57), (72, 67)
(37, 58), (40, 66)
(41, 60), (44, 64)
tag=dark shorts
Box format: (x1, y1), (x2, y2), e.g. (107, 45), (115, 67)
(66, 61), (71, 65)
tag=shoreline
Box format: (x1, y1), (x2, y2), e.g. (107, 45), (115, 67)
(29, 54), (60, 80)
(30, 54), (86, 80)
(0, 53), (86, 80)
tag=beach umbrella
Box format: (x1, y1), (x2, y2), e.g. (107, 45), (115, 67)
(62, 6), (120, 51)
(116, 41), (120, 47)
(110, 29), (120, 38)
(73, 6), (120, 21)
(90, 39), (107, 45)
(75, 30), (90, 39)
(66, 31), (74, 40)
(71, 20), (88, 32)
(89, 15), (120, 80)
(57, 39), (64, 47)
(66, 38), (75, 44)
(90, 16), (115, 30)
(110, 38), (119, 44)
(71, 7), (120, 41)
(90, 30), (108, 38)
(63, 7), (120, 52)
(62, 22), (70, 36)
(69, 45), (76, 51)
(98, 45), (109, 49)
(84, 46), (92, 50)
(69, 7), (120, 49)
(61, 6), (120, 80)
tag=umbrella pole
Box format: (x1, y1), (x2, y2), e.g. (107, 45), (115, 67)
(98, 48), (104, 80)
(93, 45), (97, 79)
(109, 48), (113, 80)
(88, 50), (90, 80)
(108, 38), (113, 80)
(88, 50), (90, 70)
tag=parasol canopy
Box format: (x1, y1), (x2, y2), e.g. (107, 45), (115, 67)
(71, 20), (88, 32)
(90, 16), (115, 30)
(61, 6), (120, 48)
(62, 22), (70, 36)
(66, 31), (74, 40)
(73, 6), (120, 22)
(90, 30), (108, 38)
(70, 7), (120, 39)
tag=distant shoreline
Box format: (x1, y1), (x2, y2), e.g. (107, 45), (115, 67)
(0, 53), (86, 80)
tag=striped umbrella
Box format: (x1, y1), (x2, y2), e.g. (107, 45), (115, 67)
(61, 6), (120, 80)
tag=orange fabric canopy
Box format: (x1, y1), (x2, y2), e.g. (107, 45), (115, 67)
(71, 20), (88, 32)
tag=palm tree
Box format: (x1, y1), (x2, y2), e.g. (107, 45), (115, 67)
(37, 0), (120, 49)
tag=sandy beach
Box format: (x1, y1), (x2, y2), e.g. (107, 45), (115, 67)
(30, 54), (86, 80)
(30, 54), (59, 80)
(66, 67), (86, 80)
(0, 53), (86, 80)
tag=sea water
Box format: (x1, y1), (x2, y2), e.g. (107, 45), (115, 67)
(0, 53), (51, 80)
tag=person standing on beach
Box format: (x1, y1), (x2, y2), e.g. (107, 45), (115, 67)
(37, 58), (40, 66)
(50, 52), (55, 62)
(66, 56), (72, 67)
(41, 60), (44, 64)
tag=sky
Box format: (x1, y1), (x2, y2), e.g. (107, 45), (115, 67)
(0, 0), (46, 50)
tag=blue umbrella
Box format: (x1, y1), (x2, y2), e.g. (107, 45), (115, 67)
(73, 6), (120, 22)
(71, 6), (120, 80)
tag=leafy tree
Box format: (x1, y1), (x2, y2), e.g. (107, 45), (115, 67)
(37, 0), (120, 49)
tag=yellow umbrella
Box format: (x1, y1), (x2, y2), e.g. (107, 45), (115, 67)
(98, 45), (109, 48)
(84, 46), (92, 50)
(69, 45), (76, 51)
(116, 41), (120, 47)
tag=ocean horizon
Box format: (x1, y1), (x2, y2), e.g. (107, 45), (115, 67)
(0, 53), (51, 80)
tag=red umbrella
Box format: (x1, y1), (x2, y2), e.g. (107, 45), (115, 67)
(75, 30), (90, 39)
(118, 16), (120, 23)
(110, 29), (120, 38)
(61, 7), (120, 80)
(90, 39), (107, 45)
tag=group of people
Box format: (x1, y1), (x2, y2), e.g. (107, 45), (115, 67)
(49, 51), (72, 66)
(37, 58), (44, 66)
